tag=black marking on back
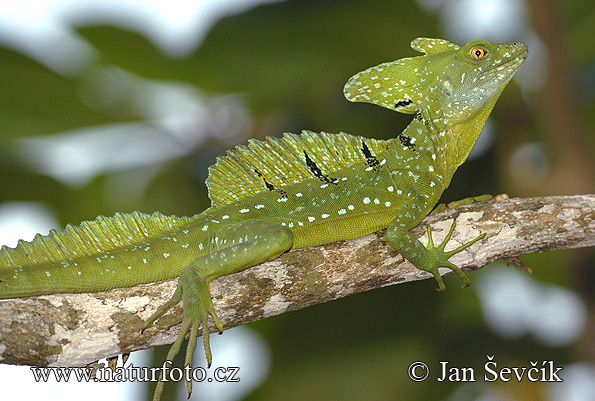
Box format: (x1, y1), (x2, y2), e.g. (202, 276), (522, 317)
(254, 168), (275, 191)
(398, 134), (417, 151)
(254, 168), (288, 197)
(304, 151), (338, 184)
(395, 99), (413, 109)
(361, 141), (380, 172)
(415, 112), (431, 129)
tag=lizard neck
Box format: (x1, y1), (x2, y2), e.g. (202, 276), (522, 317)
(419, 106), (491, 169)
(412, 117), (459, 170)
(451, 105), (493, 167)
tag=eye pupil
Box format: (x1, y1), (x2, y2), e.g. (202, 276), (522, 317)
(472, 48), (485, 59)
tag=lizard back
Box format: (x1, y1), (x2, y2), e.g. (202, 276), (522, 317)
(206, 130), (397, 210)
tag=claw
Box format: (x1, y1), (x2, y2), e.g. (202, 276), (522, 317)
(430, 269), (446, 292)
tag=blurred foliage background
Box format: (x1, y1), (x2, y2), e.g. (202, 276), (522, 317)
(0, 0), (594, 400)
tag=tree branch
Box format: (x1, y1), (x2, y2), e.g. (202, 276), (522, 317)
(1, 195), (594, 368)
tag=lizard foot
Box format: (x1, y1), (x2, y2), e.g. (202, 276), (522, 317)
(144, 268), (223, 401)
(422, 220), (485, 291)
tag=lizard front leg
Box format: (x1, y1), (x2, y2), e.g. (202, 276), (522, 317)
(386, 195), (485, 291)
(144, 219), (294, 401)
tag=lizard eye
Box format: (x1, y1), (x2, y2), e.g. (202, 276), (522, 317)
(471, 47), (486, 60)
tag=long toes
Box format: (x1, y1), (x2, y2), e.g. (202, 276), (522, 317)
(209, 308), (224, 333)
(202, 320), (213, 367)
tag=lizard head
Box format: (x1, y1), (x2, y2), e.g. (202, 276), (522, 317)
(439, 39), (528, 124)
(343, 38), (528, 127)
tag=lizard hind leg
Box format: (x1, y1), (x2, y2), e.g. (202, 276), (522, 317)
(430, 194), (494, 215)
(147, 219), (294, 401)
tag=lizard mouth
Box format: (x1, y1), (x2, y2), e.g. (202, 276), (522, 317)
(482, 42), (528, 80)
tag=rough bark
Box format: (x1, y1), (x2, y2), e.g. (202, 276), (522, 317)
(0, 195), (593, 368)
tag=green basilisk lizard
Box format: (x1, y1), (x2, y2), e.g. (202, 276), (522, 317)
(0, 38), (527, 399)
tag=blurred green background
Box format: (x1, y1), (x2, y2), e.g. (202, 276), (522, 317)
(0, 0), (594, 400)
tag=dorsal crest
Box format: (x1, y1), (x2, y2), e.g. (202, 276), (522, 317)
(0, 212), (189, 269)
(206, 131), (392, 209)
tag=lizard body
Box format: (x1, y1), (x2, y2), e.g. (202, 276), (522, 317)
(0, 38), (527, 400)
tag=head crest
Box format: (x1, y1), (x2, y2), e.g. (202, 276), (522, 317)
(343, 37), (459, 114)
(410, 37), (460, 55)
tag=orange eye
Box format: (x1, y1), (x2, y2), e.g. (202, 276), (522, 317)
(471, 47), (486, 60)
